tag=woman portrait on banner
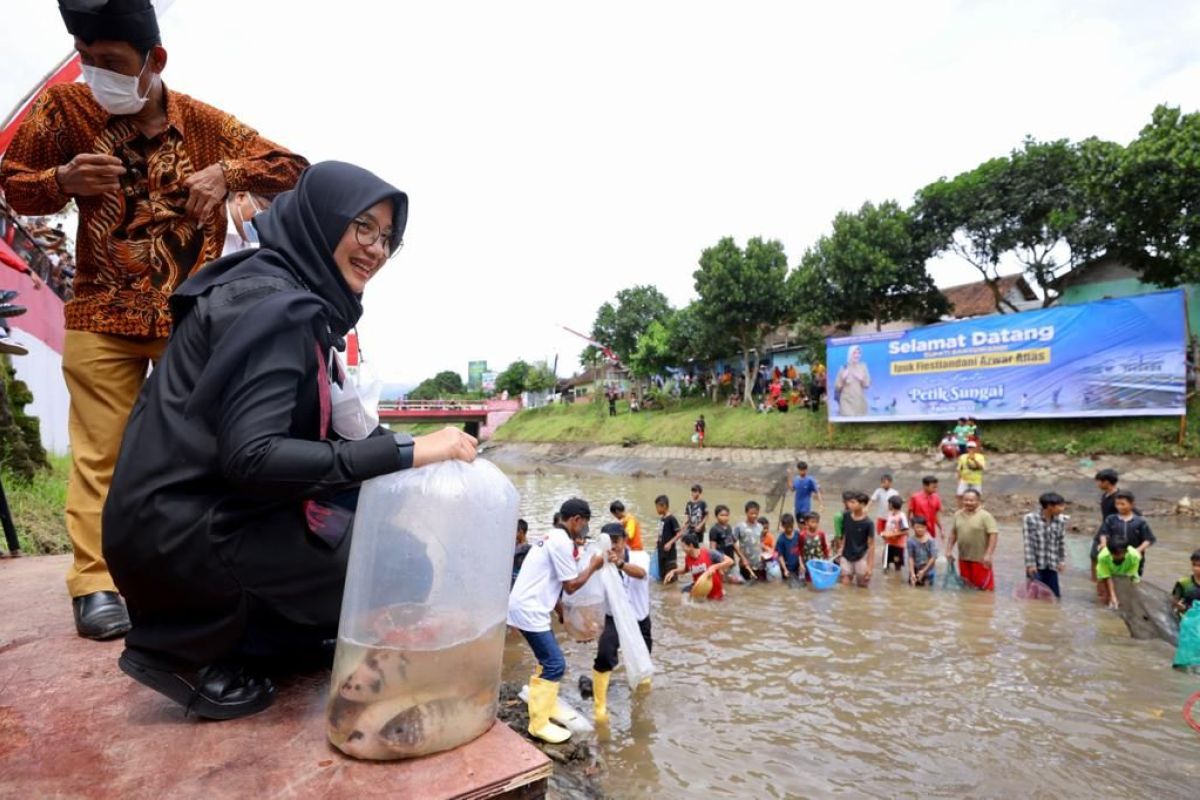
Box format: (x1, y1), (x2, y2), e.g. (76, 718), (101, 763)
(102, 161), (477, 721)
(835, 344), (871, 416)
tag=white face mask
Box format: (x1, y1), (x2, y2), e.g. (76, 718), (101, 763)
(222, 196), (263, 256)
(329, 350), (382, 440)
(81, 57), (158, 115)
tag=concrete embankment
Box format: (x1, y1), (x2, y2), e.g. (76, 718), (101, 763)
(485, 441), (1200, 517)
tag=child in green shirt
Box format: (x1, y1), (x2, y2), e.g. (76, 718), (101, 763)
(1096, 535), (1142, 610)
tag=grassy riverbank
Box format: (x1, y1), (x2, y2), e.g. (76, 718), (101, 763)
(493, 397), (1200, 458)
(2, 454), (70, 555)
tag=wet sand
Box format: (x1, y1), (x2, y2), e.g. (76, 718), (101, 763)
(498, 466), (1200, 799)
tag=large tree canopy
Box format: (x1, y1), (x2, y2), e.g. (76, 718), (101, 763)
(408, 369), (465, 400)
(913, 138), (1106, 309)
(694, 236), (790, 403)
(1088, 104), (1200, 286)
(791, 200), (947, 330)
(589, 285), (672, 365)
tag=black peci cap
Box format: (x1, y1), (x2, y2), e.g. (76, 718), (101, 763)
(60, 0), (160, 46)
(559, 497), (591, 521)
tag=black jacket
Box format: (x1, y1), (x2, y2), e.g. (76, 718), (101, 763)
(103, 161), (410, 669)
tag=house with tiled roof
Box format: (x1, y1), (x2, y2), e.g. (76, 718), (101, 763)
(940, 274), (1040, 318)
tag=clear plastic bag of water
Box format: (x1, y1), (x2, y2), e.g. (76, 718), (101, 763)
(327, 459), (519, 760)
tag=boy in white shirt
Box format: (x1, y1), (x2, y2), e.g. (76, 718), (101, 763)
(591, 524), (652, 724)
(869, 473), (899, 536)
(507, 498), (604, 743)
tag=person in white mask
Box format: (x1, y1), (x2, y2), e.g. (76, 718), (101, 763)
(222, 191), (271, 256)
(0, 0), (308, 644)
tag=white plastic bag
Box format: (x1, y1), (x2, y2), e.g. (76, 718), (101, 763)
(598, 534), (654, 689)
(330, 351), (383, 441)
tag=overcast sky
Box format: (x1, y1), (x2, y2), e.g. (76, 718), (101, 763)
(4, 1), (1199, 385)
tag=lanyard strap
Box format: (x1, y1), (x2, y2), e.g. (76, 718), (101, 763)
(315, 342), (330, 440)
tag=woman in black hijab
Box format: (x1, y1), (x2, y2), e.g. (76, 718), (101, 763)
(103, 161), (476, 720)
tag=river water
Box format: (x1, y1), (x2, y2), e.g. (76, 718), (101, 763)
(498, 468), (1199, 799)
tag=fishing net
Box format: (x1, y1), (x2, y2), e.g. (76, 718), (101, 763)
(1013, 578), (1057, 601)
(940, 557), (967, 590)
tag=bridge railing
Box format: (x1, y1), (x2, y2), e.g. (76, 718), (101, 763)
(378, 399), (490, 413)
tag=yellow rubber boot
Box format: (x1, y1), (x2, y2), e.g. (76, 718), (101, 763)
(527, 676), (571, 744)
(592, 669), (612, 724)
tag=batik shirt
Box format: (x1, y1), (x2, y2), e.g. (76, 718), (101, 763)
(1, 83), (307, 337)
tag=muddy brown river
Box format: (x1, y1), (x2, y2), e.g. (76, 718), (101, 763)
(499, 468), (1199, 799)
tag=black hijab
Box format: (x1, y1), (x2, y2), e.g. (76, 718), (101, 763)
(171, 161), (407, 418)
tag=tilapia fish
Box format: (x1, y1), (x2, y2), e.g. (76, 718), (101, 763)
(335, 693), (497, 760)
(338, 648), (407, 703)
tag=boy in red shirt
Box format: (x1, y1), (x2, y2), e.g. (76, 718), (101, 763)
(664, 534), (734, 600)
(909, 475), (943, 538)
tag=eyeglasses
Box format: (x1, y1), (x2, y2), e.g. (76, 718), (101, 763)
(353, 217), (403, 258)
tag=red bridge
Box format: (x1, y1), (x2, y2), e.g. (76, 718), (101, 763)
(377, 399), (492, 438)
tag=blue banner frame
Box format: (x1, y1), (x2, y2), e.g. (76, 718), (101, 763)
(825, 289), (1187, 423)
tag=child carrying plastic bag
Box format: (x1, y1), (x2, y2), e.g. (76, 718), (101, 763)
(1175, 606), (1200, 671)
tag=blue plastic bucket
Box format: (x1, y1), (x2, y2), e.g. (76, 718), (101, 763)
(806, 559), (840, 590)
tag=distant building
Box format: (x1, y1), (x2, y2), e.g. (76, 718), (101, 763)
(1055, 254), (1200, 339)
(939, 274), (1040, 319)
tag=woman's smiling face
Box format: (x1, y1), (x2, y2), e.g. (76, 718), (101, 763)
(333, 198), (394, 294)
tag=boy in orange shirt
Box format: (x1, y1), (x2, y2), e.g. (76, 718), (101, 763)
(609, 500), (643, 550)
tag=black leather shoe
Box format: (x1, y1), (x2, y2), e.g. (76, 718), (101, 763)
(73, 591), (131, 640)
(0, 290), (17, 304)
(118, 651), (277, 720)
(0, 304), (26, 318)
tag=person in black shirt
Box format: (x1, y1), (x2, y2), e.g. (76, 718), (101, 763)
(1092, 469), (1125, 599)
(834, 492), (875, 587)
(684, 484), (709, 539)
(655, 494), (682, 576)
(707, 504), (737, 576)
(1096, 490), (1155, 576)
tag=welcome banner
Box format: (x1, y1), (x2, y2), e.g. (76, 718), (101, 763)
(825, 289), (1187, 422)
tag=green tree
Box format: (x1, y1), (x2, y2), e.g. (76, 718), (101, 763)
(913, 138), (1106, 309)
(525, 361), (558, 393)
(1088, 105), (1200, 286)
(589, 285), (672, 364)
(628, 318), (673, 380)
(791, 200), (947, 331)
(494, 359), (532, 396)
(408, 369), (465, 400)
(693, 236), (791, 405)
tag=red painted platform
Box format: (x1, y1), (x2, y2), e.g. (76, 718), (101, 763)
(0, 555), (550, 799)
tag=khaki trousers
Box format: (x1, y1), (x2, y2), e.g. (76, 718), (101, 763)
(62, 330), (166, 598)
